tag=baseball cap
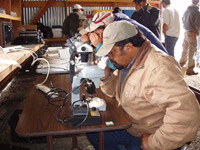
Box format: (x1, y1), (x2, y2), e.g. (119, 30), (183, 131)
(72, 4), (84, 10)
(85, 11), (115, 33)
(96, 21), (138, 56)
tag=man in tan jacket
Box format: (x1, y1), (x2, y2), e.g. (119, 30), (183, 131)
(86, 20), (200, 150)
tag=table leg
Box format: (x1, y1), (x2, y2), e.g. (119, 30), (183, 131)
(71, 135), (81, 150)
(46, 135), (53, 150)
(99, 131), (104, 150)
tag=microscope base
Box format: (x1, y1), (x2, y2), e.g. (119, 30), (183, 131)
(72, 109), (102, 126)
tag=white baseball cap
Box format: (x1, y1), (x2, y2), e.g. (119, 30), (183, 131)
(85, 11), (115, 33)
(72, 4), (84, 10)
(96, 21), (138, 56)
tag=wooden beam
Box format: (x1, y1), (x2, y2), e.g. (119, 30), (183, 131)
(22, 0), (160, 7)
(29, 0), (55, 25)
(22, 1), (114, 7)
(22, 1), (66, 7)
(67, 2), (114, 7)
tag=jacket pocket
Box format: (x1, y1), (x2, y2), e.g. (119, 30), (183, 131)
(121, 80), (140, 106)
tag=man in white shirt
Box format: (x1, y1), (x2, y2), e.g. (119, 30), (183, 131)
(162, 0), (180, 56)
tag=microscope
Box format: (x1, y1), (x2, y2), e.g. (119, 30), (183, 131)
(71, 65), (106, 109)
(67, 34), (107, 126)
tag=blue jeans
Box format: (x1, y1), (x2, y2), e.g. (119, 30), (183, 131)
(165, 35), (178, 57)
(86, 130), (141, 150)
(196, 34), (200, 64)
(87, 129), (183, 150)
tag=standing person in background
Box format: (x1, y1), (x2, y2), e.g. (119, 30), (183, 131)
(162, 0), (180, 57)
(179, 0), (200, 75)
(62, 4), (89, 62)
(62, 4), (86, 38)
(131, 0), (160, 38)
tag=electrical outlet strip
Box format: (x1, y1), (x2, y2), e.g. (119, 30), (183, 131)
(36, 84), (58, 98)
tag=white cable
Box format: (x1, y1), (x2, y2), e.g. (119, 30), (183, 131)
(0, 59), (21, 68)
(1, 46), (38, 64)
(14, 47), (38, 62)
(21, 48), (38, 59)
(18, 49), (36, 62)
(0, 46), (40, 74)
(31, 58), (50, 85)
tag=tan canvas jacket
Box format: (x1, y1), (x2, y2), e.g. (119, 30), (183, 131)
(100, 40), (200, 150)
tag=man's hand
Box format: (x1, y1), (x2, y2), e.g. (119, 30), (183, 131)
(81, 34), (90, 43)
(193, 30), (197, 40)
(89, 33), (102, 47)
(91, 58), (111, 81)
(100, 65), (111, 81)
(162, 23), (168, 36)
(141, 133), (150, 150)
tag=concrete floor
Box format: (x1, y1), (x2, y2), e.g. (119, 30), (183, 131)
(0, 69), (200, 150)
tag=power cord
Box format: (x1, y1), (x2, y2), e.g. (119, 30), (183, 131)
(57, 96), (90, 128)
(55, 78), (92, 128)
(46, 83), (70, 107)
(31, 58), (50, 85)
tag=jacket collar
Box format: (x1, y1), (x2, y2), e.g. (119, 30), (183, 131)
(132, 39), (152, 70)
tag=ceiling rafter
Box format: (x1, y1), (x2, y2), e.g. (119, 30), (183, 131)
(29, 0), (55, 25)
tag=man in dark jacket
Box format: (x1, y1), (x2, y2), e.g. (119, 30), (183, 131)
(131, 0), (160, 38)
(62, 4), (86, 38)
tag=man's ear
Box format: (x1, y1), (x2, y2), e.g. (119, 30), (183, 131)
(99, 30), (104, 38)
(124, 43), (133, 52)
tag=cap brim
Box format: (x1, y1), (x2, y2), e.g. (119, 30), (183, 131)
(96, 42), (114, 56)
(79, 28), (88, 35)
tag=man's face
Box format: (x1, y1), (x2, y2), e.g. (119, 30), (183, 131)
(162, 2), (167, 8)
(135, 0), (147, 8)
(107, 44), (132, 70)
(78, 9), (84, 14)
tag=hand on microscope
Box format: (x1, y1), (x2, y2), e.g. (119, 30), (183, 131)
(91, 58), (111, 81)
(89, 32), (103, 47)
(81, 34), (90, 43)
(81, 33), (100, 47)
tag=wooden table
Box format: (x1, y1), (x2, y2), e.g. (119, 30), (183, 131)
(0, 44), (44, 91)
(15, 74), (132, 150)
